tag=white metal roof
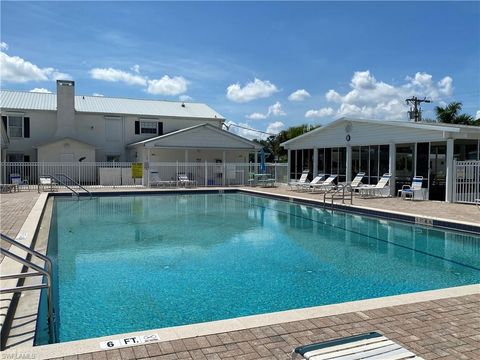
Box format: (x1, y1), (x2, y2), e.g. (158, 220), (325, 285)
(128, 123), (261, 149)
(281, 117), (480, 147)
(0, 90), (225, 120)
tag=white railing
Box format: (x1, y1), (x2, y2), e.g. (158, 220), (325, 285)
(453, 160), (480, 204)
(0, 161), (288, 189)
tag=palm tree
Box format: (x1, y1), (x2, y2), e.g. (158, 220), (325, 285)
(435, 102), (462, 123)
(435, 102), (476, 125)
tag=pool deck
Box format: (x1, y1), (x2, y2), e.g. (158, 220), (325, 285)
(0, 187), (479, 359)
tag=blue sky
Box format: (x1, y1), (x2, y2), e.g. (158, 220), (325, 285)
(1, 1), (479, 138)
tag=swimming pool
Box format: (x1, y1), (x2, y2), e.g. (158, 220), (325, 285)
(36, 192), (480, 344)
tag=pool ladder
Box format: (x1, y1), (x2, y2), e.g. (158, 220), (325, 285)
(0, 233), (57, 346)
(38, 173), (92, 199)
(323, 183), (353, 208)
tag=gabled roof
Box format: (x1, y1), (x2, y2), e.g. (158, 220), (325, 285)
(128, 123), (261, 150)
(0, 90), (224, 120)
(281, 117), (480, 146)
(35, 137), (96, 148)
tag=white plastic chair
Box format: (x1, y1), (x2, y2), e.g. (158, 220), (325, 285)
(399, 176), (425, 200)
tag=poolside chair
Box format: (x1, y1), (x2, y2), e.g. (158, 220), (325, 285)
(398, 176), (425, 200)
(288, 170), (310, 190)
(310, 175), (337, 193)
(177, 173), (197, 188)
(37, 176), (56, 193)
(150, 171), (176, 188)
(349, 172), (365, 192)
(358, 173), (391, 198)
(292, 331), (424, 360)
(296, 174), (326, 192)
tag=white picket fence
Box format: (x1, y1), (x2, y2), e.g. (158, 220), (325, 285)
(0, 161), (288, 189)
(453, 160), (480, 204)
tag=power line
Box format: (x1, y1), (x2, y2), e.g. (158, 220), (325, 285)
(223, 123), (275, 136)
(406, 96), (431, 122)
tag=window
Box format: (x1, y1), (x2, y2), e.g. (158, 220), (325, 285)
(2, 115), (30, 138)
(134, 120), (163, 135)
(106, 155), (121, 162)
(141, 121), (157, 134)
(7, 153), (26, 162)
(8, 116), (23, 138)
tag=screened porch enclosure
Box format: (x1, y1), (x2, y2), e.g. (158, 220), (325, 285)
(288, 139), (480, 201)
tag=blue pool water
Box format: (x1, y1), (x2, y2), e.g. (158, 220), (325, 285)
(36, 193), (480, 344)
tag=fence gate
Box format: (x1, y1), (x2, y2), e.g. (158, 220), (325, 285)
(453, 160), (480, 204)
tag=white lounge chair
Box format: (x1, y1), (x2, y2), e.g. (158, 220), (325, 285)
(177, 173), (197, 188)
(310, 175), (337, 193)
(358, 173), (391, 198)
(398, 176), (425, 200)
(296, 174), (326, 192)
(288, 170), (310, 190)
(292, 331), (424, 360)
(150, 171), (176, 188)
(349, 172), (365, 192)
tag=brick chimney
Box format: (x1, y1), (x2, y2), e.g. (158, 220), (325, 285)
(55, 80), (76, 138)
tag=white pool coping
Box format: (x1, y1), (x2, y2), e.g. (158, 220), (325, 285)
(3, 188), (479, 359)
(14, 284), (480, 359)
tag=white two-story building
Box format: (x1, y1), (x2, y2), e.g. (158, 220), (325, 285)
(0, 80), (260, 165)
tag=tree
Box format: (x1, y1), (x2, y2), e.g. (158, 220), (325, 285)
(254, 124), (318, 162)
(435, 102), (477, 125)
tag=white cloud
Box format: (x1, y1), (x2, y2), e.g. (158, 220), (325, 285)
(0, 42), (8, 51)
(476, 110), (480, 120)
(246, 112), (267, 120)
(226, 78), (279, 103)
(323, 70), (455, 120)
(179, 95), (193, 101)
(267, 101), (286, 116)
(288, 89), (310, 101)
(438, 76), (453, 96)
(0, 51), (71, 83)
(246, 101), (286, 120)
(92, 93), (104, 97)
(266, 121), (285, 135)
(29, 88), (52, 93)
(89, 66), (189, 96)
(305, 107), (334, 118)
(89, 67), (146, 86)
(131, 64), (140, 74)
(146, 75), (188, 95)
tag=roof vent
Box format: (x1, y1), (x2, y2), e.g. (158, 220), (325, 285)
(181, 103), (186, 108)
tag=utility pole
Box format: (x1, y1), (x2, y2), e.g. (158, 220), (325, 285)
(406, 96), (431, 122)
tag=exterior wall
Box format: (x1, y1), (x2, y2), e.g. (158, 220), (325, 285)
(0, 109), (223, 162)
(2, 109), (57, 161)
(284, 121), (454, 150)
(37, 139), (95, 162)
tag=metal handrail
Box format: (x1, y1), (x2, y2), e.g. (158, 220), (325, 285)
(323, 183), (353, 208)
(37, 174), (92, 198)
(0, 233), (56, 344)
(55, 173), (92, 198)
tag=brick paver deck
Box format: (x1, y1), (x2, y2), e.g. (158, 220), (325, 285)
(1, 188), (478, 359)
(0, 191), (40, 262)
(46, 294), (480, 360)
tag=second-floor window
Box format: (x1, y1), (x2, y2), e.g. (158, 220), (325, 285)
(8, 116), (23, 137)
(141, 121), (157, 134)
(134, 120), (163, 135)
(2, 115), (30, 138)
